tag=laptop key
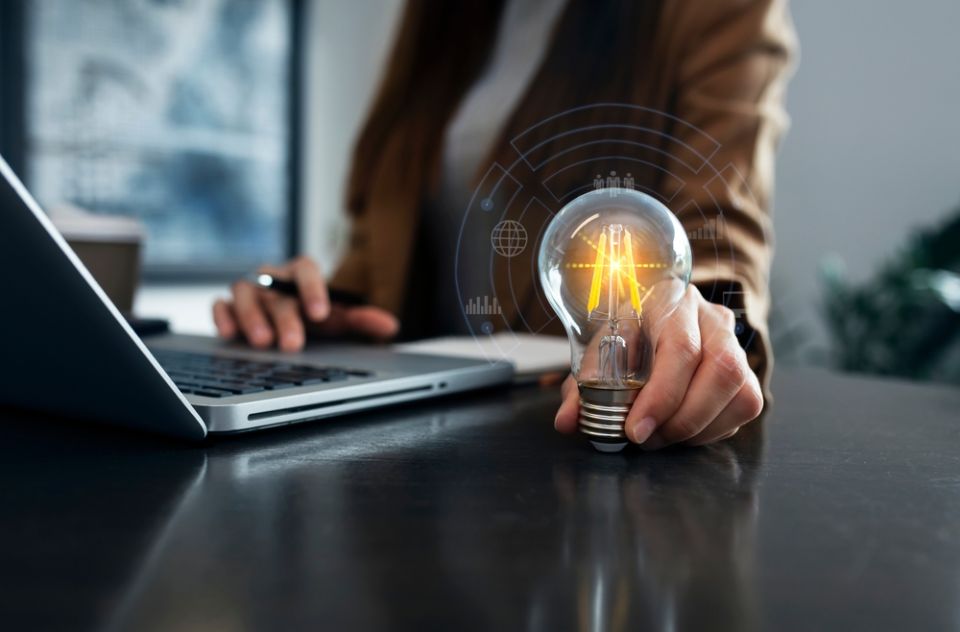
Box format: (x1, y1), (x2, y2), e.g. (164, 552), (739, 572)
(155, 350), (372, 393)
(192, 389), (230, 398)
(183, 379), (230, 390)
(216, 382), (266, 395)
(268, 372), (309, 383)
(264, 382), (297, 390)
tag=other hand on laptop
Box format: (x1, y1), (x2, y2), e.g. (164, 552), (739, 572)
(213, 256), (399, 352)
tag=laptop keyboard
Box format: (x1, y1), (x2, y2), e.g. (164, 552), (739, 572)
(151, 349), (371, 398)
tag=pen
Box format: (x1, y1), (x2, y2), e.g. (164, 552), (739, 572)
(254, 273), (367, 307)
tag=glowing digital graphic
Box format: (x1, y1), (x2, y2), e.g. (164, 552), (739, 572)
(452, 103), (761, 406)
(464, 295), (503, 316)
(490, 219), (527, 258)
(687, 217), (727, 241)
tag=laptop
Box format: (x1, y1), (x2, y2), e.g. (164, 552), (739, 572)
(0, 156), (513, 440)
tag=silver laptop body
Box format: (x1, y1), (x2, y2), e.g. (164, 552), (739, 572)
(0, 156), (513, 440)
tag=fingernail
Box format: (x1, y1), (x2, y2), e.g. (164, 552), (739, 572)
(554, 413), (561, 430)
(308, 301), (328, 320)
(283, 331), (303, 350)
(252, 325), (270, 343)
(630, 416), (657, 444)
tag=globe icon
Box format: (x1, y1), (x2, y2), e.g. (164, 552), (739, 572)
(490, 220), (528, 258)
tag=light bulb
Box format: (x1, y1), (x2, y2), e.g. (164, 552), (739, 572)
(538, 189), (692, 453)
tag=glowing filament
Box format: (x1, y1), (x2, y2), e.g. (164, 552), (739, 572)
(585, 224), (645, 320)
(623, 230), (643, 314)
(586, 231), (606, 313)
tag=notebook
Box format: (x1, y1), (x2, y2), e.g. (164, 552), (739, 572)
(394, 333), (570, 383)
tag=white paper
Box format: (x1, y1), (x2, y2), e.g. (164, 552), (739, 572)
(394, 333), (570, 378)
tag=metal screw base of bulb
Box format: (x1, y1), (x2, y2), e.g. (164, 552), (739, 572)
(578, 383), (642, 454)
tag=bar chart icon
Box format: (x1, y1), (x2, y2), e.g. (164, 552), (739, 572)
(687, 217), (726, 241)
(465, 295), (502, 316)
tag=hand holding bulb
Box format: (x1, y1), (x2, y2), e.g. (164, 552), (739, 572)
(554, 284), (763, 449)
(539, 190), (763, 452)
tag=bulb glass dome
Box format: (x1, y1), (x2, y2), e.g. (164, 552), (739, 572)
(538, 189), (692, 451)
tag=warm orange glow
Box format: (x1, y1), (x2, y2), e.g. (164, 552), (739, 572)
(586, 231), (606, 313)
(622, 230), (643, 314)
(579, 225), (665, 317)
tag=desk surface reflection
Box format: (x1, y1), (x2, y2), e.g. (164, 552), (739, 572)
(2, 368), (960, 631)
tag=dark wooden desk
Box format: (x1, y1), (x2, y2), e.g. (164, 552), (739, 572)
(1, 368), (959, 631)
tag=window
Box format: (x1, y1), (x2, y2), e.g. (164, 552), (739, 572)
(16, 0), (301, 277)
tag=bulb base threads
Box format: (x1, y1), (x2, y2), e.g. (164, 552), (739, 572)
(578, 382), (642, 453)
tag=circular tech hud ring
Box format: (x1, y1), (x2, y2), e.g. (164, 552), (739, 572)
(454, 103), (768, 360)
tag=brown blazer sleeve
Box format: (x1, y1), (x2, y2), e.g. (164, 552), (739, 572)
(655, 0), (798, 394)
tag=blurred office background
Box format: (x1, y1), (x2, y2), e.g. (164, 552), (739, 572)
(1, 0), (958, 383)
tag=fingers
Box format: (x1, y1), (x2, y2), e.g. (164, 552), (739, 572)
(218, 283), (307, 351)
(217, 256), (397, 351)
(624, 287), (702, 443)
(549, 284), (763, 448)
(560, 374), (576, 399)
(643, 303), (752, 450)
(554, 375), (579, 434)
(260, 257), (329, 322)
(231, 280), (274, 348)
(686, 372), (763, 446)
(260, 292), (306, 352)
(290, 256), (329, 321)
(212, 299), (238, 339)
(342, 306), (400, 341)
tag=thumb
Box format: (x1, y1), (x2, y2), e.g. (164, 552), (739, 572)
(343, 306), (400, 341)
(554, 375), (580, 434)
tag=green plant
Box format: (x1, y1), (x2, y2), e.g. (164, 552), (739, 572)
(821, 206), (960, 385)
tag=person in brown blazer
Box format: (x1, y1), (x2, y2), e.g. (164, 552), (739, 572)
(213, 0), (797, 449)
